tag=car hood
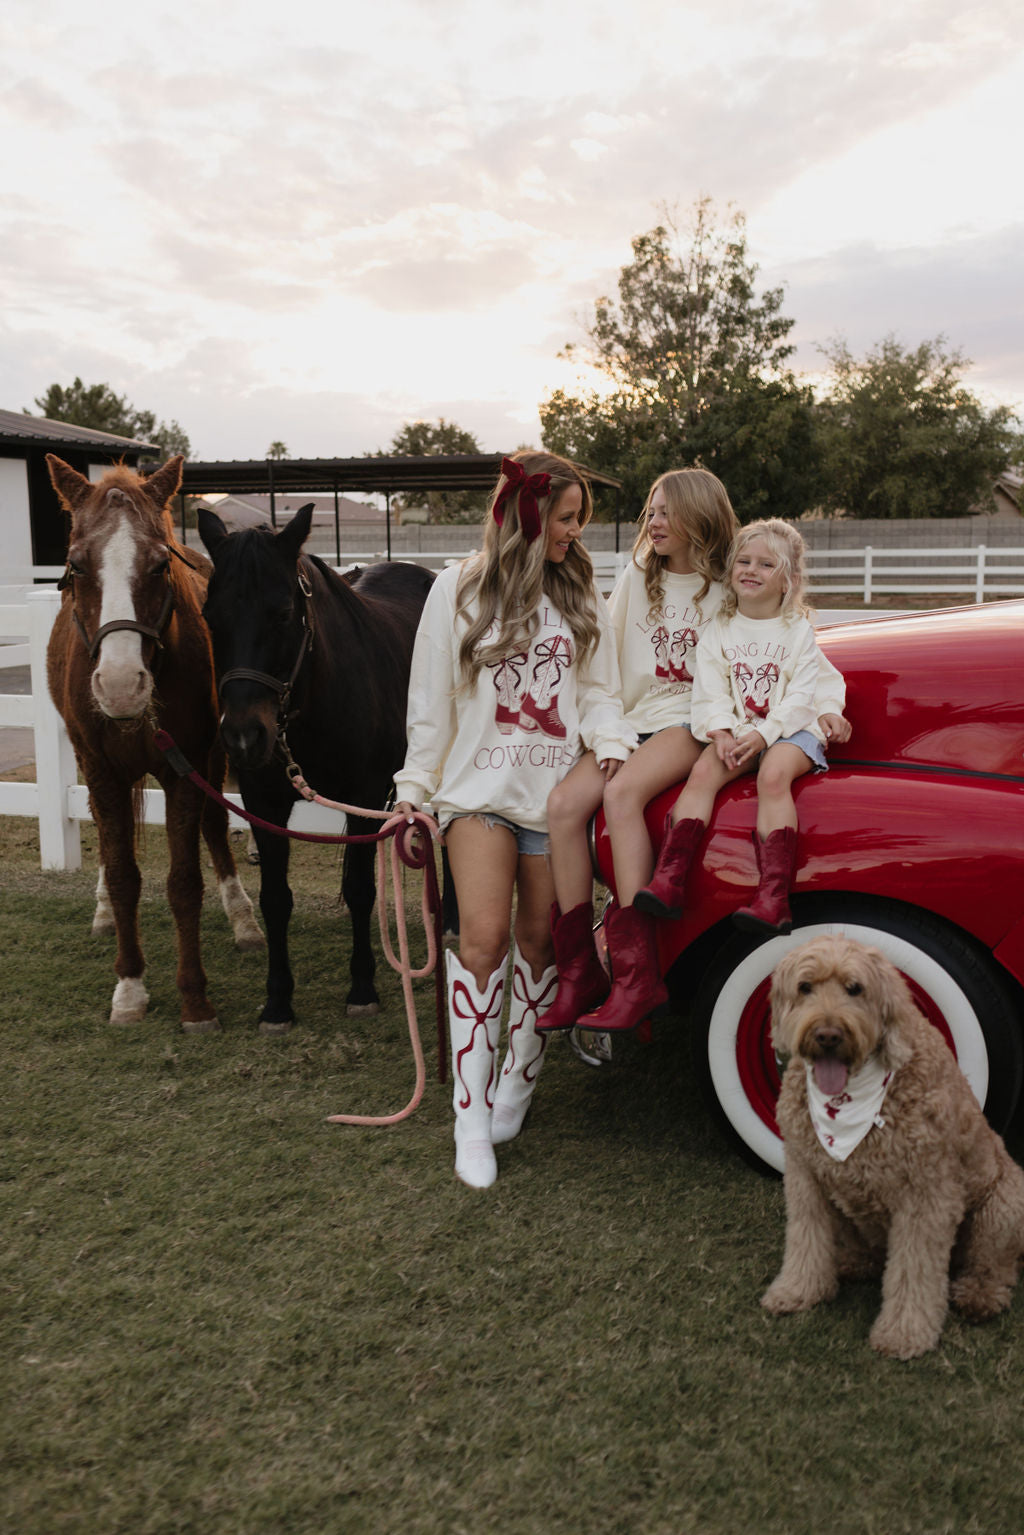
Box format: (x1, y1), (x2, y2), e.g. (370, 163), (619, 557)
(818, 600), (1024, 780)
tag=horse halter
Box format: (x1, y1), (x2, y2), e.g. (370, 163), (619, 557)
(216, 567), (315, 727)
(60, 542), (198, 662)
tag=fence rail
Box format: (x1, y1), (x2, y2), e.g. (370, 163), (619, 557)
(5, 546), (1024, 869)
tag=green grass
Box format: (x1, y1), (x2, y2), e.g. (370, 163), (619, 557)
(3, 815), (1024, 1534)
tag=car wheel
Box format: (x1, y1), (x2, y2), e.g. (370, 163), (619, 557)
(690, 897), (1024, 1175)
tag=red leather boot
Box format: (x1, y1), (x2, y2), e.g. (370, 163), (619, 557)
(732, 828), (798, 935)
(577, 906), (668, 1033)
(633, 816), (705, 921)
(536, 901), (610, 1033)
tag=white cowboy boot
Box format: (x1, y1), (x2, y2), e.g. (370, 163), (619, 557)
(447, 949), (504, 1188)
(491, 945), (558, 1144)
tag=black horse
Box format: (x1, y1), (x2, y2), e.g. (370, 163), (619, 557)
(198, 503), (433, 1033)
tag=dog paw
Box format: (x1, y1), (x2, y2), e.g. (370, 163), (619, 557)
(950, 1275), (1013, 1321)
(761, 1280), (834, 1314)
(869, 1317), (940, 1360)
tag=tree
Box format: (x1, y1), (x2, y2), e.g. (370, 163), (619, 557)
(815, 336), (1021, 519)
(266, 441), (289, 459)
(29, 378), (191, 461)
(377, 417), (486, 523)
(540, 197), (822, 518)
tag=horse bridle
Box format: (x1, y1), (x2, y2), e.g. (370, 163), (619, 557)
(59, 542), (199, 662)
(216, 566), (315, 729)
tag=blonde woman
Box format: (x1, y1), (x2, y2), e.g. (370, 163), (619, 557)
(394, 452), (633, 1188)
(542, 468), (739, 1034)
(635, 518), (847, 938)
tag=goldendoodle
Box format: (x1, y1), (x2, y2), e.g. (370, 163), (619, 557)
(762, 934), (1024, 1359)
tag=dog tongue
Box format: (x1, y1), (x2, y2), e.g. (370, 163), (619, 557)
(813, 1059), (849, 1097)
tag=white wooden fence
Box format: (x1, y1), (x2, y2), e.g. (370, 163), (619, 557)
(0, 587), (348, 872)
(5, 544), (1024, 871)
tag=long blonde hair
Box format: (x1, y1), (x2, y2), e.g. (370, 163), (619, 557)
(456, 450), (600, 683)
(720, 518), (812, 620)
(633, 468), (738, 620)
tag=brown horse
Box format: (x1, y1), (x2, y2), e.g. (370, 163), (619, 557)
(46, 455), (263, 1032)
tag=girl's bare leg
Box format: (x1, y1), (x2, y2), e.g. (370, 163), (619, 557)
(546, 751), (607, 912)
(754, 744), (813, 837)
(670, 744), (749, 826)
(603, 728), (703, 906)
(444, 816), (520, 986)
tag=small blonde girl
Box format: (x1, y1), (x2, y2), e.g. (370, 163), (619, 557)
(542, 468), (739, 1034)
(635, 518), (846, 935)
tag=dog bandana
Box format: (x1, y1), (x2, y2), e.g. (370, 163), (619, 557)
(804, 1056), (895, 1162)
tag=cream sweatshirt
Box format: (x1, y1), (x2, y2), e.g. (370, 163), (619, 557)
(606, 560), (725, 733)
(394, 564), (634, 833)
(691, 610), (832, 749)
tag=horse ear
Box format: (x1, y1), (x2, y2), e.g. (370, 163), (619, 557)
(46, 455), (93, 510)
(144, 455), (184, 509)
(197, 506), (229, 558)
(278, 503), (314, 557)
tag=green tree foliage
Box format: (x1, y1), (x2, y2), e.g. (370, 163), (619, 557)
(29, 378), (191, 461)
(266, 441), (289, 459)
(378, 417), (486, 523)
(540, 198), (822, 519)
(815, 336), (1021, 518)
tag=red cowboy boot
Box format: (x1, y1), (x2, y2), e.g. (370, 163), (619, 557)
(491, 945), (558, 1143)
(535, 901), (610, 1033)
(519, 635), (570, 738)
(488, 652), (527, 736)
(633, 816), (706, 921)
(733, 828), (798, 935)
(577, 905), (668, 1033)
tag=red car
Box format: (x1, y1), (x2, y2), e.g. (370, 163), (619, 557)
(592, 599), (1024, 1173)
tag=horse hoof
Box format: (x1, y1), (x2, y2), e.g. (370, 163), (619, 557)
(235, 929), (266, 953)
(92, 914), (115, 937)
(182, 1016), (221, 1035)
(259, 1018), (293, 1037)
(110, 977), (148, 1025)
(346, 1001), (381, 1018)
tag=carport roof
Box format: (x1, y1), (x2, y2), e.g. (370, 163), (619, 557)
(178, 454), (622, 497)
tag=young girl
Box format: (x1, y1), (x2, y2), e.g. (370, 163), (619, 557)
(541, 468), (739, 1035)
(393, 451), (633, 1189)
(634, 517), (845, 938)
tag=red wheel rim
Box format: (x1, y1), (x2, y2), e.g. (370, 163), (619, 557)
(734, 977), (781, 1135)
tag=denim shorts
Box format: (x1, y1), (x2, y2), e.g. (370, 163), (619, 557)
(447, 811), (550, 856)
(770, 730), (828, 774)
(636, 723), (693, 747)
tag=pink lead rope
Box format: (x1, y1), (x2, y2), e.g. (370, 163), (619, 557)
(154, 729), (447, 1125)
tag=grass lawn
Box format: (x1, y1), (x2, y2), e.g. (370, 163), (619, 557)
(2, 811), (1024, 1534)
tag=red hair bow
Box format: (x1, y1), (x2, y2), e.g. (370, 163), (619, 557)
(492, 457), (551, 543)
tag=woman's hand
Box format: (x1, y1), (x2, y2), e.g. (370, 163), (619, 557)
(597, 758), (622, 783)
(394, 800), (417, 822)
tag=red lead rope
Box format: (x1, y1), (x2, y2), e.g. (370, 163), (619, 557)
(154, 729), (448, 1121)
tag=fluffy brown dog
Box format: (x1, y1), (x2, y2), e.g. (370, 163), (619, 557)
(762, 934), (1024, 1359)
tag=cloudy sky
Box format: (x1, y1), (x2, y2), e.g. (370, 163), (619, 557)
(2, 0), (1021, 461)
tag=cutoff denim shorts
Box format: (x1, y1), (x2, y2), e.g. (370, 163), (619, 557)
(772, 729), (828, 773)
(447, 810), (550, 856)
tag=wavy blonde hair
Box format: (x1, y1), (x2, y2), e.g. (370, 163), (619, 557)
(455, 450), (600, 683)
(632, 468), (738, 621)
(720, 517), (812, 620)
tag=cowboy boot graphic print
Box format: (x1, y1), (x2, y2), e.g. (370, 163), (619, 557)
(487, 651), (528, 735)
(651, 625), (670, 679)
(519, 634), (572, 738)
(668, 626), (698, 685)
